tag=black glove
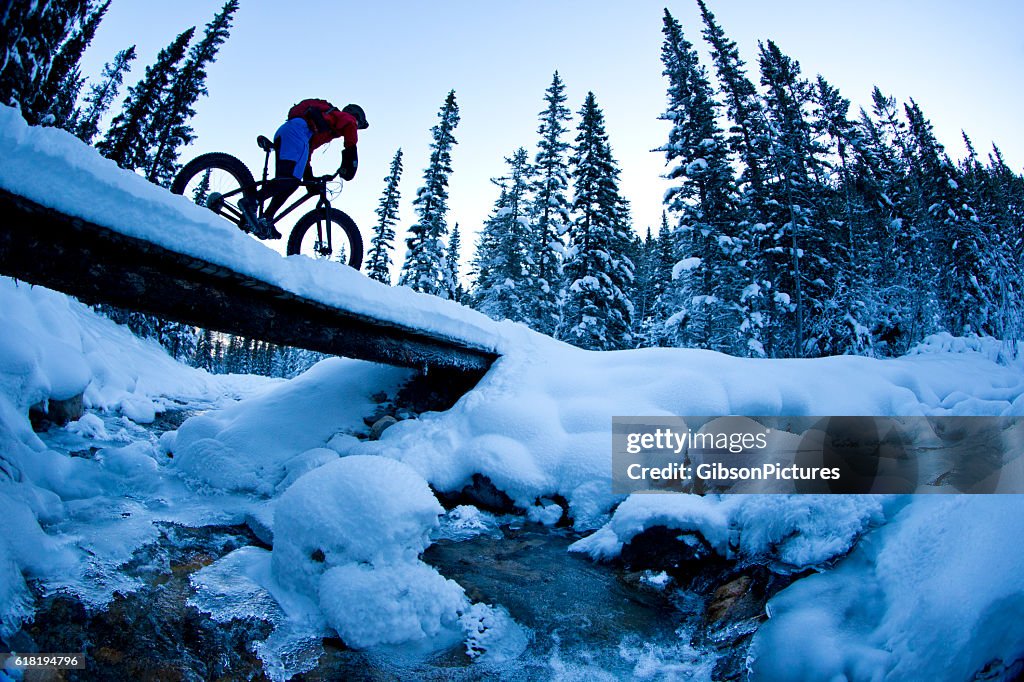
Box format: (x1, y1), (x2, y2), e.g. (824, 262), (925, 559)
(340, 146), (358, 181)
(302, 162), (315, 183)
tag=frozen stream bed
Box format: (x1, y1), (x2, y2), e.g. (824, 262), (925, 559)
(13, 405), (727, 681)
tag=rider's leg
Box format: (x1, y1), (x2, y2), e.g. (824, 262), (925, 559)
(259, 159), (300, 220)
(260, 118), (312, 221)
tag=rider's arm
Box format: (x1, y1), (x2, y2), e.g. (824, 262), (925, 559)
(340, 145), (358, 181)
(309, 111), (358, 152)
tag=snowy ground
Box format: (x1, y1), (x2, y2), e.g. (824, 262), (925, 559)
(2, 106), (1024, 680)
(2, 277), (1023, 680)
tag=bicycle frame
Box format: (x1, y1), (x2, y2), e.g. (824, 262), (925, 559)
(256, 144), (337, 254)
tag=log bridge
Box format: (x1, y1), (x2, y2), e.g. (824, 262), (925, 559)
(0, 188), (499, 378)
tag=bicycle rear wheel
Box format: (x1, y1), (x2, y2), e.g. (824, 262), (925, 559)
(286, 207), (363, 269)
(170, 153), (258, 230)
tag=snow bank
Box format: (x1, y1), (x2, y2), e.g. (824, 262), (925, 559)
(0, 278), (264, 421)
(749, 496), (1024, 681)
(188, 456), (523, 672)
(168, 358), (411, 495)
(272, 455), (467, 647)
(0, 278), (274, 635)
(355, 341), (1024, 528)
(569, 494), (885, 571)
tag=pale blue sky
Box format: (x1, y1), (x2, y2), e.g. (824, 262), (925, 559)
(80, 0), (1024, 266)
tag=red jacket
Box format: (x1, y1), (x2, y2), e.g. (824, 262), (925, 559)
(288, 99), (358, 151)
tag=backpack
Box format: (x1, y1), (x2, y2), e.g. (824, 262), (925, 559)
(287, 99), (338, 132)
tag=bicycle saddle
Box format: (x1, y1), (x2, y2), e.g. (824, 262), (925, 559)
(256, 135), (276, 152)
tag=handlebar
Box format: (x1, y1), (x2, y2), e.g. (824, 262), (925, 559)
(301, 171), (343, 191)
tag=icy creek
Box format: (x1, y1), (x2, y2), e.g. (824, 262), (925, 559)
(17, 403), (726, 681)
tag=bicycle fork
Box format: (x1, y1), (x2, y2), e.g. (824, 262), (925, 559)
(314, 195), (333, 256)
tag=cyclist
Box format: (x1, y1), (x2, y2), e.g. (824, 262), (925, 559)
(241, 100), (368, 239)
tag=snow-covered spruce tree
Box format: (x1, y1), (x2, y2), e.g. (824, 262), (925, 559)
(471, 148), (535, 322)
(984, 145), (1024, 337)
(528, 71), (573, 335)
(73, 45), (136, 144)
(643, 212), (679, 346)
(696, 0), (777, 357)
(629, 226), (659, 345)
(657, 9), (743, 354)
(191, 168), (212, 205)
(904, 99), (1004, 337)
(984, 145), (1024, 274)
(97, 26), (195, 171)
(958, 135), (1023, 338)
(559, 92), (635, 350)
(810, 75), (891, 355)
(51, 66), (84, 131)
(35, 0), (109, 127)
(445, 222), (465, 302)
(842, 88), (926, 353)
(366, 148), (404, 284)
(756, 39), (834, 357)
(145, 0), (238, 186)
(696, 0), (769, 222)
(0, 0), (91, 123)
(399, 90), (460, 297)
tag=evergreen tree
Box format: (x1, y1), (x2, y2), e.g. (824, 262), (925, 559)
(629, 226), (659, 344)
(904, 99), (1005, 337)
(810, 75), (881, 354)
(145, 0), (238, 186)
(843, 89), (924, 353)
(96, 26), (195, 171)
(650, 213), (678, 337)
(472, 148), (535, 322)
(696, 0), (770, 220)
(35, 0), (109, 125)
(560, 92), (635, 350)
(756, 39), (834, 357)
(399, 90), (460, 297)
(529, 71), (573, 335)
(191, 168), (212, 205)
(657, 9), (743, 353)
(193, 328), (215, 371)
(366, 148), (404, 284)
(445, 222), (465, 302)
(73, 45), (136, 144)
(0, 0), (91, 123)
(696, 0), (780, 356)
(51, 65), (84, 130)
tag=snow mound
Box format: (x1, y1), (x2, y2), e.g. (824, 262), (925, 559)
(570, 493), (885, 571)
(272, 455), (444, 595)
(271, 455), (469, 650)
(169, 358), (410, 495)
(749, 496), (1024, 681)
(319, 562), (465, 648)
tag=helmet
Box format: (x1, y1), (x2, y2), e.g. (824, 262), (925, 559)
(343, 104), (369, 130)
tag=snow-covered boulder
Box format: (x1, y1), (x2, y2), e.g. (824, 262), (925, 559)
(271, 455), (468, 648)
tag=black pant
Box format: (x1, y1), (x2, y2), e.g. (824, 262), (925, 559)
(257, 151), (301, 221)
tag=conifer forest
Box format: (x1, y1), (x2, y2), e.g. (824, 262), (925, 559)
(3, 1), (1021, 371)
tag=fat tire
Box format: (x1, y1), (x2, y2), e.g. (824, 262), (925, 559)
(169, 153), (258, 229)
(286, 207), (363, 269)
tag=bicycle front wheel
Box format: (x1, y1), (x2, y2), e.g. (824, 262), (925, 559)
(170, 153), (258, 230)
(286, 207), (363, 269)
